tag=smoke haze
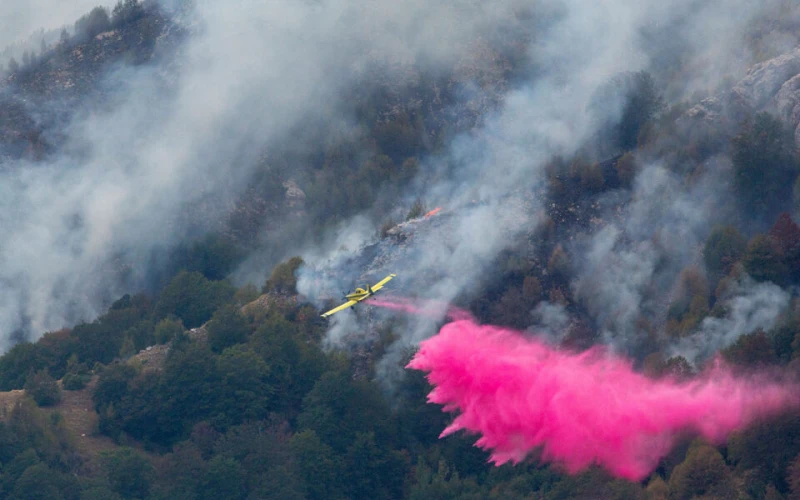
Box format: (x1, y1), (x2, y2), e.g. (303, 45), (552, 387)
(2, 0), (800, 360)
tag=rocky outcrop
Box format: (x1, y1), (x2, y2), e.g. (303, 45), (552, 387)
(776, 73), (800, 144)
(730, 47), (800, 112)
(682, 47), (800, 144)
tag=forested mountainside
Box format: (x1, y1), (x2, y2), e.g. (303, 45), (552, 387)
(4, 0), (800, 498)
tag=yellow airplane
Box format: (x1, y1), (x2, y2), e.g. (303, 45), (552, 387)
(320, 274), (396, 318)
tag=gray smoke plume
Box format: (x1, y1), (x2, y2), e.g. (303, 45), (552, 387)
(671, 276), (791, 362)
(2, 0), (799, 358)
(296, 0), (800, 362)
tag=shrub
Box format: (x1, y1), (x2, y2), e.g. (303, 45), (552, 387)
(62, 373), (89, 391)
(24, 370), (62, 406)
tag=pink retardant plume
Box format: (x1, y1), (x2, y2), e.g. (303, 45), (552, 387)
(368, 296), (473, 321)
(406, 319), (800, 481)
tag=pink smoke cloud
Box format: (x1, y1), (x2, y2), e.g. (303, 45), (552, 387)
(367, 296), (473, 321)
(404, 318), (800, 481)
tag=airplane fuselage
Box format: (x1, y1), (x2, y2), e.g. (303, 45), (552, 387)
(345, 286), (372, 301)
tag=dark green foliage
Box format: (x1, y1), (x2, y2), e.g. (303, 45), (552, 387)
(123, 320), (155, 354)
(0, 400), (76, 498)
(396, 369), (449, 447)
(24, 370), (61, 406)
(408, 457), (483, 500)
(61, 373), (90, 391)
(668, 443), (735, 500)
(722, 329), (776, 367)
(102, 447), (154, 499)
(0, 329), (79, 391)
(73, 322), (125, 366)
(73, 303), (147, 365)
(590, 71), (664, 152)
(249, 315), (327, 418)
(93, 363), (138, 410)
(233, 284), (260, 306)
(213, 346), (272, 428)
(154, 271), (235, 328)
(263, 256), (304, 294)
(704, 225), (747, 277)
(770, 212), (800, 284)
(297, 371), (395, 453)
(153, 317), (184, 344)
(406, 198), (427, 220)
(0, 343), (45, 390)
(79, 485), (122, 500)
(157, 342), (221, 441)
(211, 420), (305, 499)
(343, 432), (408, 500)
(152, 442), (206, 499)
(200, 456), (246, 500)
(74, 7), (111, 43)
(171, 234), (244, 281)
(207, 305), (250, 353)
(111, 0), (145, 28)
(11, 462), (77, 500)
(743, 234), (789, 285)
(732, 112), (800, 218)
(728, 413), (800, 491)
(290, 430), (344, 500)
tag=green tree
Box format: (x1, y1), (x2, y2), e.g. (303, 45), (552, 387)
(409, 457), (483, 500)
(200, 456), (246, 500)
(263, 257), (304, 295)
(154, 317), (184, 344)
(74, 7), (111, 43)
(154, 271), (235, 328)
(770, 212), (800, 283)
(24, 370), (61, 407)
(590, 71), (664, 151)
(93, 363), (137, 411)
(728, 413), (800, 491)
(102, 448), (154, 499)
(11, 463), (76, 500)
(343, 432), (407, 500)
(668, 442), (735, 500)
(152, 442), (205, 499)
(704, 225), (747, 277)
(214, 346), (271, 428)
(111, 0), (144, 27)
(406, 198), (427, 220)
(732, 112), (800, 218)
(297, 371), (394, 453)
(207, 305), (250, 353)
(722, 329), (776, 367)
(0, 342), (45, 390)
(743, 234), (789, 285)
(290, 430), (344, 500)
(249, 316), (327, 418)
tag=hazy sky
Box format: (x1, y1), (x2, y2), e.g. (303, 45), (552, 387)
(0, 1), (108, 50)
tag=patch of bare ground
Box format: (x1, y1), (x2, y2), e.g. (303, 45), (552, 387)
(37, 377), (120, 475)
(0, 389), (25, 417)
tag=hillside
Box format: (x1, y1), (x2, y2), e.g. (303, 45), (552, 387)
(3, 0), (800, 499)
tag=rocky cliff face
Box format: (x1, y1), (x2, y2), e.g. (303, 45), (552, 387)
(683, 46), (800, 143)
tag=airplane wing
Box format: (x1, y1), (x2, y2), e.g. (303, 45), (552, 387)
(321, 300), (359, 318)
(370, 273), (396, 292)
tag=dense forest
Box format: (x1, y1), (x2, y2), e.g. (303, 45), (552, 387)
(3, 0), (800, 499)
